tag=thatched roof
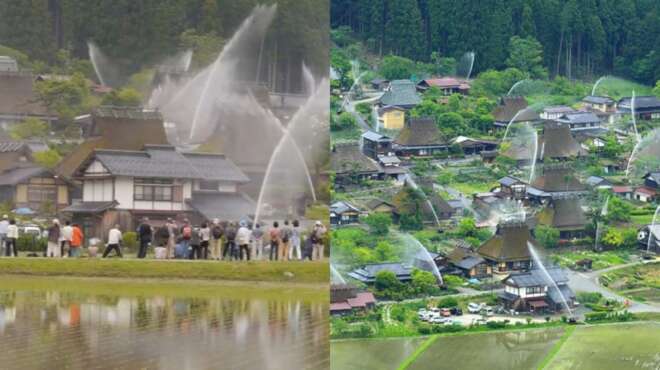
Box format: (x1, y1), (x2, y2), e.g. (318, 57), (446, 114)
(530, 165), (585, 192)
(493, 96), (538, 123)
(536, 198), (588, 231)
(331, 143), (381, 175)
(539, 122), (586, 159)
(394, 117), (446, 147)
(478, 222), (536, 262)
(0, 71), (52, 117)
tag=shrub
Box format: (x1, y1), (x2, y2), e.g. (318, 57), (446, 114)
(16, 235), (47, 252)
(418, 324), (432, 335)
(486, 321), (507, 329)
(576, 291), (602, 304)
(437, 297), (459, 308)
(122, 231), (138, 251)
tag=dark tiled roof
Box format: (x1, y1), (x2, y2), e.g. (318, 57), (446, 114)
(331, 143), (381, 174)
(348, 262), (412, 283)
(362, 131), (391, 142)
(583, 96), (614, 105)
(80, 145), (248, 182)
(395, 117), (446, 147)
(586, 176), (611, 187)
(331, 201), (360, 214)
(556, 111), (601, 124)
(499, 176), (524, 187)
(548, 284), (575, 305)
(380, 80), (421, 107)
(0, 165), (48, 185)
(186, 192), (255, 221)
(62, 201), (118, 213)
(478, 222), (536, 262)
(543, 106), (575, 114)
(618, 96), (660, 110)
(366, 198), (395, 210)
(93, 106), (162, 120)
(505, 267), (569, 288)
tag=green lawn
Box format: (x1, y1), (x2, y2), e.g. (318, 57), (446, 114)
(550, 250), (631, 271)
(0, 258), (329, 285)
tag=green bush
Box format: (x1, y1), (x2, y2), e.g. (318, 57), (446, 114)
(123, 231), (138, 251)
(16, 235), (47, 252)
(576, 291), (602, 304)
(486, 321), (507, 329)
(437, 297), (459, 308)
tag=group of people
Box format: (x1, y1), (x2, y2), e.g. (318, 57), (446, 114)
(45, 218), (85, 257)
(105, 217), (327, 261)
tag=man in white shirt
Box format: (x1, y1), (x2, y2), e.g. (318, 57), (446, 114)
(236, 221), (252, 261)
(61, 220), (74, 257)
(0, 215), (9, 256)
(5, 219), (18, 257)
(103, 225), (123, 258)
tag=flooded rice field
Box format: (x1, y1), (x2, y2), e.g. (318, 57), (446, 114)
(330, 337), (426, 370)
(0, 277), (328, 370)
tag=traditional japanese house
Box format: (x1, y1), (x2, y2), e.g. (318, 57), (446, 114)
(536, 198), (588, 239)
(379, 80), (421, 110)
(331, 143), (382, 187)
(361, 131), (393, 159)
(348, 262), (413, 284)
(330, 201), (361, 226)
(330, 284), (377, 316)
(499, 267), (575, 313)
(478, 221), (536, 273)
(393, 117), (447, 157)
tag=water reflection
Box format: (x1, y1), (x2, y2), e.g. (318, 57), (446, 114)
(0, 289), (328, 370)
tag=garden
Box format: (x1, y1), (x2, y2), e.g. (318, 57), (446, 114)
(600, 262), (660, 303)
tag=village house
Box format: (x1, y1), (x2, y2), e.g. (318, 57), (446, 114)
(0, 165), (70, 215)
(361, 131), (393, 160)
(555, 111), (603, 132)
(498, 176), (527, 200)
(536, 198), (588, 240)
(526, 164), (588, 203)
(56, 106), (170, 181)
(612, 185), (633, 200)
(440, 245), (491, 278)
(538, 121), (587, 160)
(416, 77), (471, 95)
(348, 262), (413, 284)
(378, 80), (421, 110)
(478, 221), (536, 273)
(392, 185), (455, 224)
(618, 96), (660, 120)
(0, 66), (57, 127)
(540, 106), (575, 120)
(492, 96), (540, 129)
(377, 105), (406, 130)
(393, 117), (447, 157)
(330, 284), (377, 316)
(585, 175), (612, 190)
(370, 78), (390, 91)
(638, 225), (659, 253)
(331, 142), (382, 188)
(365, 198), (399, 222)
(582, 96), (615, 113)
(452, 136), (498, 155)
(633, 186), (656, 203)
(499, 266), (575, 313)
(0, 141), (32, 172)
(63, 145), (252, 239)
(0, 56), (18, 72)
(377, 155), (407, 183)
(330, 201), (361, 226)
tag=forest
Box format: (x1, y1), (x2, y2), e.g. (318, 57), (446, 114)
(330, 0), (660, 85)
(0, 0), (328, 83)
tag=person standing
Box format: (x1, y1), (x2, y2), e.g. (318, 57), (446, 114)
(69, 223), (84, 257)
(210, 219), (223, 260)
(166, 218), (178, 259)
(199, 222), (211, 259)
(0, 215), (9, 256)
(236, 221), (251, 261)
(311, 221), (327, 261)
(269, 221), (280, 261)
(289, 220), (302, 261)
(5, 219), (18, 257)
(179, 219), (193, 256)
(47, 219), (61, 258)
(103, 224), (123, 258)
(137, 217), (152, 259)
(223, 222), (237, 261)
(251, 223), (264, 260)
(279, 220), (292, 261)
(189, 226), (201, 259)
(61, 220), (73, 257)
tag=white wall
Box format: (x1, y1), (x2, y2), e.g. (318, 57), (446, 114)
(82, 179), (113, 201)
(114, 177), (133, 209)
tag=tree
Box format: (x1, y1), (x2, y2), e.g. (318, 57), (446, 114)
(654, 81), (660, 97)
(457, 218), (477, 238)
(101, 88), (142, 106)
(33, 149), (62, 169)
(374, 270), (401, 291)
(603, 197), (632, 223)
(379, 55), (415, 80)
(9, 118), (48, 140)
(602, 228), (624, 249)
(506, 36), (547, 79)
(384, 0), (425, 60)
(601, 132), (624, 158)
(437, 297), (459, 308)
(363, 213), (392, 235)
(411, 269), (438, 295)
(331, 112), (357, 131)
(430, 52), (456, 75)
(374, 241), (396, 261)
(437, 112), (466, 138)
(35, 73), (90, 122)
(536, 225), (560, 248)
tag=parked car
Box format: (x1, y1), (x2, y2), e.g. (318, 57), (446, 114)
(430, 316), (446, 324)
(467, 302), (482, 313)
(20, 225), (42, 238)
(440, 308), (451, 317)
(450, 307), (463, 316)
(480, 306), (494, 316)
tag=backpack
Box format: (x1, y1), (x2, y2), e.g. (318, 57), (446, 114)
(281, 227), (291, 243)
(212, 225), (223, 239)
(182, 225), (192, 240)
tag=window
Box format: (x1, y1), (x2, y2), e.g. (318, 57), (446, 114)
(134, 178), (173, 201)
(198, 180), (219, 191)
(526, 286), (543, 295)
(27, 185), (56, 203)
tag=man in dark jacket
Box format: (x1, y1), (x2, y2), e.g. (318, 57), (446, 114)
(137, 217), (153, 258)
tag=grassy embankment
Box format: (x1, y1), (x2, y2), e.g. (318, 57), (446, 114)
(0, 258), (329, 285)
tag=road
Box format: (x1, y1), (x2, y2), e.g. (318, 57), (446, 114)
(341, 92), (383, 132)
(567, 260), (660, 313)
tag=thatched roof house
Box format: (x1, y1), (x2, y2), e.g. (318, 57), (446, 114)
(393, 117), (447, 157)
(536, 198), (588, 239)
(478, 222), (536, 272)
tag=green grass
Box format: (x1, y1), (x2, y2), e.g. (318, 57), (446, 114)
(0, 258), (329, 285)
(600, 262), (660, 303)
(397, 335), (439, 370)
(630, 214), (655, 225)
(331, 127), (362, 142)
(550, 250), (631, 270)
(537, 326), (575, 370)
